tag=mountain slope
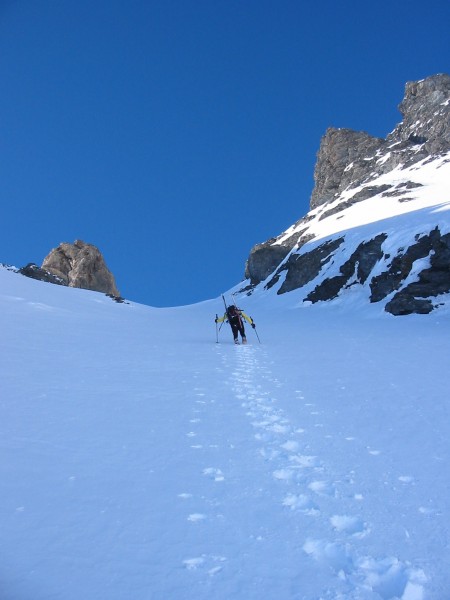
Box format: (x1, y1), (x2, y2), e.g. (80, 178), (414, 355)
(1, 266), (450, 599)
(244, 75), (450, 315)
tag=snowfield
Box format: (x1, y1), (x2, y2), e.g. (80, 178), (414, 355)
(277, 156), (450, 247)
(246, 154), (450, 315)
(1, 266), (450, 599)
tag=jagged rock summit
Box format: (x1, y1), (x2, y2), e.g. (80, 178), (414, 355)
(42, 240), (120, 297)
(243, 74), (450, 315)
(310, 73), (450, 210)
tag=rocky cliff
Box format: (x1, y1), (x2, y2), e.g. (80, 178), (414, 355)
(41, 240), (120, 296)
(243, 74), (450, 315)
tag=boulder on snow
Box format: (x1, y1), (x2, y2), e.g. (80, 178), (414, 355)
(42, 240), (120, 296)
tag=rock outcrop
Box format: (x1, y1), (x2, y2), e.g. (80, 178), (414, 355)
(388, 74), (450, 157)
(18, 263), (66, 286)
(242, 74), (450, 315)
(304, 234), (388, 303)
(309, 129), (384, 209)
(244, 240), (291, 285)
(42, 240), (120, 296)
(310, 73), (450, 210)
(378, 229), (450, 315)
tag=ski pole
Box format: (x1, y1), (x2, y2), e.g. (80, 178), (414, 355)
(252, 323), (261, 344)
(215, 314), (219, 343)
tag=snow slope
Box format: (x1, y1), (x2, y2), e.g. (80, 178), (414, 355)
(247, 154), (450, 314)
(1, 267), (450, 599)
(278, 154), (450, 246)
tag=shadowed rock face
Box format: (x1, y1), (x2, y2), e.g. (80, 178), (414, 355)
(309, 129), (384, 210)
(244, 240), (291, 285)
(276, 237), (345, 294)
(42, 240), (120, 296)
(304, 235), (387, 303)
(18, 263), (66, 286)
(381, 230), (450, 315)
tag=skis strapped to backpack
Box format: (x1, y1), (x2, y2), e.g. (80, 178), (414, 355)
(222, 294), (228, 313)
(223, 293), (241, 316)
(223, 296), (241, 325)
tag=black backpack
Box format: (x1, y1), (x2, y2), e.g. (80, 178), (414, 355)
(227, 305), (239, 321)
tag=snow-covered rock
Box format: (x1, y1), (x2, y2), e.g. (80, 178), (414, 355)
(244, 74), (450, 315)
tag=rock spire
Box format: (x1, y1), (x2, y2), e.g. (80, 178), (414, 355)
(42, 240), (120, 296)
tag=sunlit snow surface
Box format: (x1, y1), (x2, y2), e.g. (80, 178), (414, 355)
(277, 155), (450, 246)
(248, 154), (450, 313)
(1, 267), (450, 599)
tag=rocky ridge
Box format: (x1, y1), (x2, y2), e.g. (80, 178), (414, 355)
(243, 74), (450, 315)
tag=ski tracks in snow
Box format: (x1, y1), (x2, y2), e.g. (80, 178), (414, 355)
(220, 344), (426, 600)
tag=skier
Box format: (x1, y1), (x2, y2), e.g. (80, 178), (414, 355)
(215, 304), (255, 344)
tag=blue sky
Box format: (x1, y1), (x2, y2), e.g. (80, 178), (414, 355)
(0, 1), (448, 306)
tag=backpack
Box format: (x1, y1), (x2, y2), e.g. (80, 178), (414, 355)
(227, 305), (239, 321)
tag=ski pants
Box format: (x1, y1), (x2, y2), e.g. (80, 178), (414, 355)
(230, 319), (245, 341)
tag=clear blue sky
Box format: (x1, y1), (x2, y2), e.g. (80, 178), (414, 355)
(0, 1), (448, 306)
